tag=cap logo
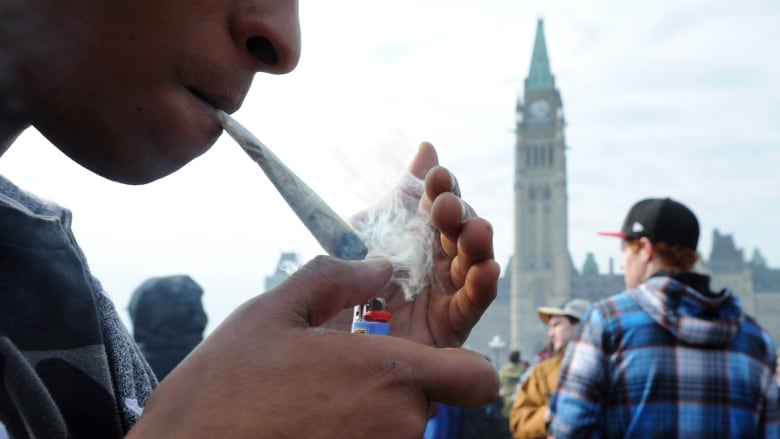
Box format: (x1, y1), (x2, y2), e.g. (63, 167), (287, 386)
(631, 222), (644, 233)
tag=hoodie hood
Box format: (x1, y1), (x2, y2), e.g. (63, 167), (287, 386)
(626, 272), (744, 347)
(128, 275), (207, 349)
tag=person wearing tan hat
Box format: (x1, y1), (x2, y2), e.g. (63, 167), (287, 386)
(549, 198), (778, 438)
(508, 298), (590, 439)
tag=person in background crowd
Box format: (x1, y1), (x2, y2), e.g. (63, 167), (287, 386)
(428, 355), (513, 439)
(509, 298), (590, 439)
(516, 341), (553, 390)
(550, 198), (778, 438)
(533, 341), (554, 364)
(128, 275), (208, 380)
(425, 354), (513, 439)
(776, 348), (780, 408)
(424, 403), (462, 439)
(776, 348), (780, 387)
(499, 350), (527, 419)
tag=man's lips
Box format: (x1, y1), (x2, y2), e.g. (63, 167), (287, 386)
(187, 87), (241, 114)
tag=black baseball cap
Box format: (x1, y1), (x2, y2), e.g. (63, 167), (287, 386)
(598, 198), (699, 250)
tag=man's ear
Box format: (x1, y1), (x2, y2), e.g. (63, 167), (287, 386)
(639, 237), (655, 262)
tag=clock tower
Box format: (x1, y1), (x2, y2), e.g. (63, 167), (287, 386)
(511, 18), (572, 354)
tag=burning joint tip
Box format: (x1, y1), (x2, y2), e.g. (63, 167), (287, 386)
(334, 231), (369, 261)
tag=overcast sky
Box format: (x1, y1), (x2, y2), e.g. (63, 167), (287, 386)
(3, 0), (779, 333)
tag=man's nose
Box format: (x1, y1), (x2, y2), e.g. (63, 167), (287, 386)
(229, 0), (302, 75)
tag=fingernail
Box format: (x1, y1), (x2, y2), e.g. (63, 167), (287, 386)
(365, 257), (391, 270)
(450, 172), (461, 197)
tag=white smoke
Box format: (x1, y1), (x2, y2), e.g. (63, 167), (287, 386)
(351, 172), (435, 301)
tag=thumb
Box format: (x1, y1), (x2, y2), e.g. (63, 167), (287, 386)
(263, 256), (393, 327)
(408, 141), (439, 179)
(410, 345), (500, 406)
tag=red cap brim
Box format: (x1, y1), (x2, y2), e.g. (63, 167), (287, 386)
(597, 231), (626, 238)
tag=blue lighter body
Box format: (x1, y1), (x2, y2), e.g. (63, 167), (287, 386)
(351, 320), (391, 336)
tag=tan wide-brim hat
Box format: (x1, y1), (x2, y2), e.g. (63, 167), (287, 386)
(537, 298), (591, 324)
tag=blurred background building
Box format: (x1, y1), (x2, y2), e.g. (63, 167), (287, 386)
(264, 252), (301, 291)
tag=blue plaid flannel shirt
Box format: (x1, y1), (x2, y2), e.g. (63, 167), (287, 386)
(550, 274), (779, 438)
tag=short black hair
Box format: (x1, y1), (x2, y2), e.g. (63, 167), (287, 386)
(509, 350), (520, 363)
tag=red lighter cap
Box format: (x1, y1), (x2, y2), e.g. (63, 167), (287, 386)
(363, 310), (392, 323)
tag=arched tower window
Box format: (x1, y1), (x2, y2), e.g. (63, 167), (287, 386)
(547, 144), (554, 166)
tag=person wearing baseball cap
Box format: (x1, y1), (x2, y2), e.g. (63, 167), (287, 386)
(509, 297), (591, 439)
(597, 197), (700, 289)
(549, 197), (778, 438)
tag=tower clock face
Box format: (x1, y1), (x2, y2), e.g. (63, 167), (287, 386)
(529, 99), (551, 119)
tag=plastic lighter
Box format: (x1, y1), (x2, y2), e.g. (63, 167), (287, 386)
(351, 297), (392, 336)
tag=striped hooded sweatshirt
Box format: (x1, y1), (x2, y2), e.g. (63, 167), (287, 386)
(0, 176), (157, 438)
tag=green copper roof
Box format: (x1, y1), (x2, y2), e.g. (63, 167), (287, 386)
(751, 248), (767, 268)
(582, 252), (599, 275)
(525, 19), (555, 92)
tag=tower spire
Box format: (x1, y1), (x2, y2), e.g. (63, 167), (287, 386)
(525, 18), (555, 92)
(512, 17), (567, 354)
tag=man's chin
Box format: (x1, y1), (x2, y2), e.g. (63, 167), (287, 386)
(75, 148), (190, 185)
